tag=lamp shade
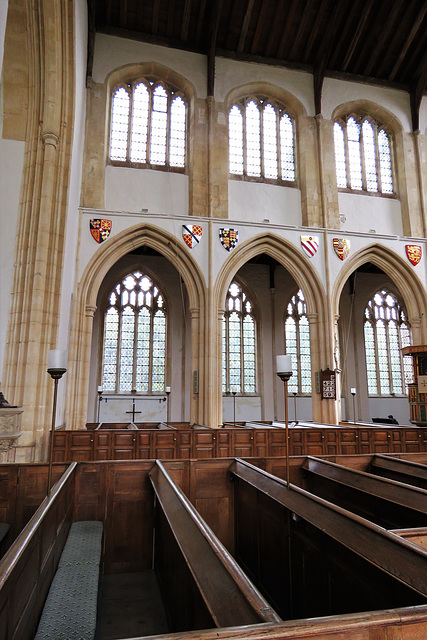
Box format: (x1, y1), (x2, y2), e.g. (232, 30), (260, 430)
(48, 349), (67, 370)
(276, 355), (292, 375)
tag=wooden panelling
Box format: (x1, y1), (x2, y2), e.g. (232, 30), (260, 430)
(53, 426), (427, 463)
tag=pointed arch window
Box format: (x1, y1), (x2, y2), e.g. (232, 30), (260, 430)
(229, 98), (295, 183)
(222, 282), (257, 393)
(333, 115), (394, 194)
(102, 272), (167, 393)
(285, 290), (311, 394)
(363, 290), (412, 395)
(110, 79), (187, 170)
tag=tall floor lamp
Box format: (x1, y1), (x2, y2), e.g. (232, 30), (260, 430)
(47, 350), (67, 495)
(276, 355), (293, 489)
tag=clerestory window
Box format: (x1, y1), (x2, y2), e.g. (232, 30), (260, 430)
(109, 79), (187, 170)
(363, 290), (412, 396)
(222, 282), (257, 394)
(285, 290), (311, 394)
(102, 271), (167, 393)
(229, 97), (295, 183)
(334, 115), (394, 194)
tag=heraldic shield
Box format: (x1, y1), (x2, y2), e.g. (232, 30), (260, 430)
(90, 219), (112, 244)
(219, 228), (238, 251)
(300, 235), (319, 258)
(333, 237), (350, 261)
(406, 244), (422, 266)
(182, 224), (202, 249)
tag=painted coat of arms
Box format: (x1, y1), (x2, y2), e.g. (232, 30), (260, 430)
(333, 237), (350, 261)
(182, 224), (202, 249)
(219, 229), (238, 251)
(406, 244), (422, 266)
(300, 235), (319, 258)
(90, 219), (112, 244)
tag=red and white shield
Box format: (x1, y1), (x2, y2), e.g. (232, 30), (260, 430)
(300, 235), (319, 258)
(90, 219), (112, 244)
(405, 244), (422, 266)
(182, 224), (202, 249)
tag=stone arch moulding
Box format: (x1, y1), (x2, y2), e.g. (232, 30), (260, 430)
(331, 243), (427, 346)
(225, 82), (307, 122)
(331, 99), (404, 135)
(65, 222), (207, 429)
(208, 232), (337, 428)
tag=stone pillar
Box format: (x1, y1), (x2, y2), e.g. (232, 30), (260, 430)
(80, 79), (107, 209)
(299, 115), (323, 227)
(189, 98), (209, 217)
(207, 97), (229, 219)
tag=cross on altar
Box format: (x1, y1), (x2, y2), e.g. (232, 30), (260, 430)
(126, 397), (141, 422)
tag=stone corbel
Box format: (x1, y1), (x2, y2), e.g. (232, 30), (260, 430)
(42, 131), (60, 149)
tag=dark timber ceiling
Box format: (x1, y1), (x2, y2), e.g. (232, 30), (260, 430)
(89, 0), (427, 129)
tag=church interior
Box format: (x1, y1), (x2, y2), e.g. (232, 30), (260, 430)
(1, 0), (427, 638)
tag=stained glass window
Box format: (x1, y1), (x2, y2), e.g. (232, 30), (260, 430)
(228, 97), (295, 183)
(222, 282), (256, 393)
(110, 79), (187, 169)
(285, 290), (311, 394)
(334, 114), (394, 194)
(102, 272), (167, 393)
(363, 290), (412, 396)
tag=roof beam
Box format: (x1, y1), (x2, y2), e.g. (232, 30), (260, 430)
(250, 0), (270, 55)
(237, 0), (256, 53)
(86, 0), (96, 81)
(303, 0), (329, 63)
(329, 0), (361, 68)
(289, 0), (316, 60)
(167, 0), (176, 38)
(181, 0), (192, 41)
(208, 0), (224, 97)
(388, 1), (427, 81)
(410, 50), (427, 131)
(119, 0), (128, 29)
(152, 0), (160, 34)
(362, 0), (404, 77)
(275, 0), (299, 59)
(195, 0), (207, 45)
(342, 0), (374, 71)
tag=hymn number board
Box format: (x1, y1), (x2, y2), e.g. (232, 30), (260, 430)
(321, 368), (336, 400)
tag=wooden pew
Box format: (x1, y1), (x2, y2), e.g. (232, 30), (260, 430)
(370, 454), (427, 489)
(230, 458), (427, 621)
(301, 455), (427, 529)
(149, 460), (281, 631)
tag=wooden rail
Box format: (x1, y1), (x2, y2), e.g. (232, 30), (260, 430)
(370, 454), (427, 489)
(0, 463), (76, 640)
(302, 456), (427, 522)
(149, 460), (280, 630)
(230, 458), (427, 598)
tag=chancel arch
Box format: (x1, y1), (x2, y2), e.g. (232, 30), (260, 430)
(65, 223), (206, 429)
(212, 233), (333, 428)
(332, 244), (427, 424)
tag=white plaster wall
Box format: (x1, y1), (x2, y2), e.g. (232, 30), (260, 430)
(0, 0), (8, 79)
(92, 34), (207, 97)
(338, 192), (403, 236)
(229, 181), (302, 226)
(57, 0), (87, 425)
(214, 57), (314, 114)
(105, 166), (189, 215)
(323, 78), (412, 132)
(0, 139), (25, 383)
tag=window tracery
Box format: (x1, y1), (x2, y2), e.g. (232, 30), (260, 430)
(285, 290), (311, 394)
(363, 290), (412, 395)
(102, 272), (167, 393)
(110, 79), (187, 170)
(334, 115), (393, 194)
(222, 282), (257, 394)
(229, 97), (295, 183)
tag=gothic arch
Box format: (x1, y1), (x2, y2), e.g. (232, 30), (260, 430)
(208, 233), (337, 426)
(225, 82), (307, 121)
(66, 223), (206, 428)
(331, 243), (427, 345)
(332, 99), (404, 135)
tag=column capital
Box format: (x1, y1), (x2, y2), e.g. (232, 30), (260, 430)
(42, 131), (60, 148)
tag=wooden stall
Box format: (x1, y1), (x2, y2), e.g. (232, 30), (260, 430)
(51, 424), (427, 463)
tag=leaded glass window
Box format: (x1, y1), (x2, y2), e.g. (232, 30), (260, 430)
(229, 97), (295, 183)
(102, 272), (167, 393)
(363, 290), (412, 395)
(110, 79), (187, 169)
(333, 115), (394, 194)
(285, 290), (311, 394)
(222, 282), (256, 393)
